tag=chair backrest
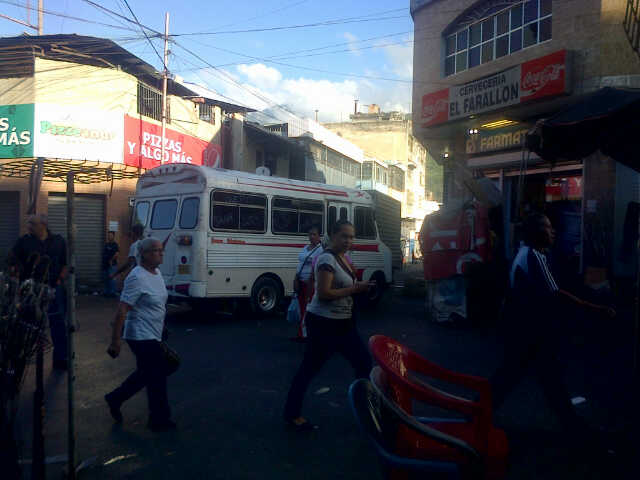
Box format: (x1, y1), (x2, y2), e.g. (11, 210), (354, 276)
(348, 379), (468, 478)
(369, 335), (482, 418)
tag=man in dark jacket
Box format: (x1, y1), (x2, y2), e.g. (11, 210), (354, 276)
(10, 214), (68, 370)
(491, 213), (615, 447)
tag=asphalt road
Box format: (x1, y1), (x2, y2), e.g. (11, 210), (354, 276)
(13, 285), (640, 479)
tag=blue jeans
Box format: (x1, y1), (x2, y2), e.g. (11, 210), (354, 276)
(103, 266), (117, 296)
(48, 285), (68, 365)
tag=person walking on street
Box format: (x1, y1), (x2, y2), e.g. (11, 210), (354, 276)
(110, 224), (144, 281)
(102, 231), (119, 297)
(292, 227), (323, 342)
(284, 220), (374, 431)
(105, 237), (176, 432)
(9, 214), (68, 370)
(490, 213), (616, 447)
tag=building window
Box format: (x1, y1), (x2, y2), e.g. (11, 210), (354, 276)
(137, 83), (170, 123)
(210, 190), (267, 233)
(444, 0), (552, 77)
(272, 197), (324, 235)
(199, 104), (215, 125)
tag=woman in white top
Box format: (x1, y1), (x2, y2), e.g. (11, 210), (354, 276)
(284, 220), (373, 431)
(105, 237), (176, 432)
(292, 227), (323, 341)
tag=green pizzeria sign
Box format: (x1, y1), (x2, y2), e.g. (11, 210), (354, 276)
(0, 104), (34, 158)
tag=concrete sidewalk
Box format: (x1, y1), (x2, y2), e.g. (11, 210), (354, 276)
(12, 290), (639, 479)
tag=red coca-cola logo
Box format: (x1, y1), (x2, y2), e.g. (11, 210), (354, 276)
(422, 98), (448, 121)
(521, 63), (564, 94)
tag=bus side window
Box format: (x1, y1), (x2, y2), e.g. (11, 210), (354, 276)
(339, 207), (348, 221)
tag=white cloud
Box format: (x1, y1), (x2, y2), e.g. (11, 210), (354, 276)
(382, 37), (413, 79)
(188, 60), (413, 123)
(237, 63), (282, 89)
(343, 32), (361, 56)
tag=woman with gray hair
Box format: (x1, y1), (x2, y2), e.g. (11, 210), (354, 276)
(105, 237), (176, 432)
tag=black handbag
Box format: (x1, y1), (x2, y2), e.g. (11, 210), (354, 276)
(161, 341), (180, 376)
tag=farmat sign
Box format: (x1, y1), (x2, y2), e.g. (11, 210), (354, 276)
(422, 50), (570, 128)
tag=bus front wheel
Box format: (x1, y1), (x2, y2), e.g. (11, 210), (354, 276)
(250, 276), (282, 316)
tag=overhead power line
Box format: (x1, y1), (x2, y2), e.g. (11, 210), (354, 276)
(119, 0), (164, 67)
(0, 0), (139, 31)
(212, 0), (311, 30)
(171, 13), (408, 36)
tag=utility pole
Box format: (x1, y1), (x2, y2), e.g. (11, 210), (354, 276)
(37, 0), (43, 34)
(161, 12), (169, 164)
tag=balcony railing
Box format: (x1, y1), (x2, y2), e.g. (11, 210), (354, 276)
(625, 0), (640, 59)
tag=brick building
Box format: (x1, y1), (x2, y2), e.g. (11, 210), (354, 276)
(0, 35), (249, 286)
(411, 0), (640, 285)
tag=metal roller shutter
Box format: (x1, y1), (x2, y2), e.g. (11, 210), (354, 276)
(0, 191), (20, 269)
(48, 194), (105, 287)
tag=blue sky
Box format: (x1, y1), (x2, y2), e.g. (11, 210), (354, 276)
(1, 0), (415, 122)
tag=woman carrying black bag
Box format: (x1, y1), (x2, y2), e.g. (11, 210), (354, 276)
(283, 220), (374, 431)
(105, 237), (179, 432)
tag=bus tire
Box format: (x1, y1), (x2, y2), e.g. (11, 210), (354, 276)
(250, 276), (282, 316)
(365, 272), (387, 307)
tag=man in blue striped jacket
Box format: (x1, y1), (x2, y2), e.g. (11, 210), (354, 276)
(490, 213), (615, 440)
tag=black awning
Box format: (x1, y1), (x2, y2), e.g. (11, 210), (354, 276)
(527, 87), (640, 171)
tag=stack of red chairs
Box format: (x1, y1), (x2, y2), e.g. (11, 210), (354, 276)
(369, 335), (509, 479)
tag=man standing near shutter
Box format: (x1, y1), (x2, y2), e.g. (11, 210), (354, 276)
(9, 214), (68, 370)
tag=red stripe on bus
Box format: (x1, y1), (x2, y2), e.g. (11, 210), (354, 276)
(216, 241), (378, 251)
(351, 244), (379, 252)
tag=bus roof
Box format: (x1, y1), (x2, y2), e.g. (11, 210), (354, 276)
(137, 164), (373, 202)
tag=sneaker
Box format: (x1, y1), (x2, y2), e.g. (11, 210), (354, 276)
(148, 419), (177, 432)
(104, 394), (123, 423)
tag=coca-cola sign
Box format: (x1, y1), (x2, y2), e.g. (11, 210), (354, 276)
(420, 50), (570, 128)
(520, 50), (568, 101)
(421, 89), (449, 127)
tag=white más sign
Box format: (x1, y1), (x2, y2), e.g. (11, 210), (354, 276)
(34, 104), (124, 162)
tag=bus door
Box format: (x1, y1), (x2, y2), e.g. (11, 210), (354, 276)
(148, 197), (179, 285)
(328, 202), (351, 228)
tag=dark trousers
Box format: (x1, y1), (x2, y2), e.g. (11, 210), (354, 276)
(107, 339), (171, 423)
(490, 328), (586, 434)
(284, 312), (372, 420)
(48, 285), (67, 365)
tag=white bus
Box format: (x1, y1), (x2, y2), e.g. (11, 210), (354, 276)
(133, 164), (393, 315)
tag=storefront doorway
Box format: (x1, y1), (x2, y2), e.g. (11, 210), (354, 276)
(507, 170), (583, 286)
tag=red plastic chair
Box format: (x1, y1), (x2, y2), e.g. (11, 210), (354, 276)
(369, 335), (508, 480)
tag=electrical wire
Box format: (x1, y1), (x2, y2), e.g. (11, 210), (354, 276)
(171, 13), (408, 36)
(119, 0), (164, 67)
(211, 0), (311, 30)
(0, 0), (139, 32)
